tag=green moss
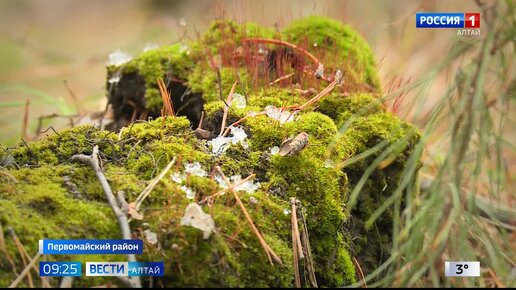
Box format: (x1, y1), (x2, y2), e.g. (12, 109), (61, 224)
(126, 135), (209, 179)
(107, 43), (195, 112)
(249, 87), (303, 109)
(120, 116), (191, 141)
(1, 125), (120, 167)
(317, 92), (385, 125)
(267, 153), (352, 286)
(188, 66), (251, 103)
(197, 19), (276, 55)
(0, 166), (119, 287)
(245, 115), (289, 152)
(282, 16), (381, 93)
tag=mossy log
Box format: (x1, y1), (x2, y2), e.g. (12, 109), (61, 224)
(0, 16), (420, 287)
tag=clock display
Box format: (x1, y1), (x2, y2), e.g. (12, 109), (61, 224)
(39, 262), (82, 277)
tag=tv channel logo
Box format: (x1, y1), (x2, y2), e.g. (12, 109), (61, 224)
(416, 13), (480, 28)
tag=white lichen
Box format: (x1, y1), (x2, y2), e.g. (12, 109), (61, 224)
(171, 172), (185, 183)
(230, 175), (261, 194)
(213, 174), (260, 194)
(208, 126), (248, 155)
(106, 49), (132, 66)
(181, 185), (196, 200)
(108, 74), (121, 84)
(270, 146), (280, 156)
(184, 162), (207, 177)
(232, 93), (247, 109)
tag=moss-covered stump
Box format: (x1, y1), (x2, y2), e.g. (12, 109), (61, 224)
(0, 16), (420, 287)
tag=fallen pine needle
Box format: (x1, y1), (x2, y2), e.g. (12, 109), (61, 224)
(353, 256), (368, 288)
(291, 198), (303, 288)
(216, 166), (282, 265)
(158, 78), (175, 116)
(269, 72), (295, 86)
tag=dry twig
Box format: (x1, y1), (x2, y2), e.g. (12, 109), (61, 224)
(71, 146), (141, 288)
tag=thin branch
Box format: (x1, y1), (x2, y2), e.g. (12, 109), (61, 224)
(71, 145), (141, 288)
(290, 198), (304, 259)
(215, 166), (282, 265)
(197, 111), (205, 130)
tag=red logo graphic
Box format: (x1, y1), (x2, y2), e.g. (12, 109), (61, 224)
(465, 13), (480, 28)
